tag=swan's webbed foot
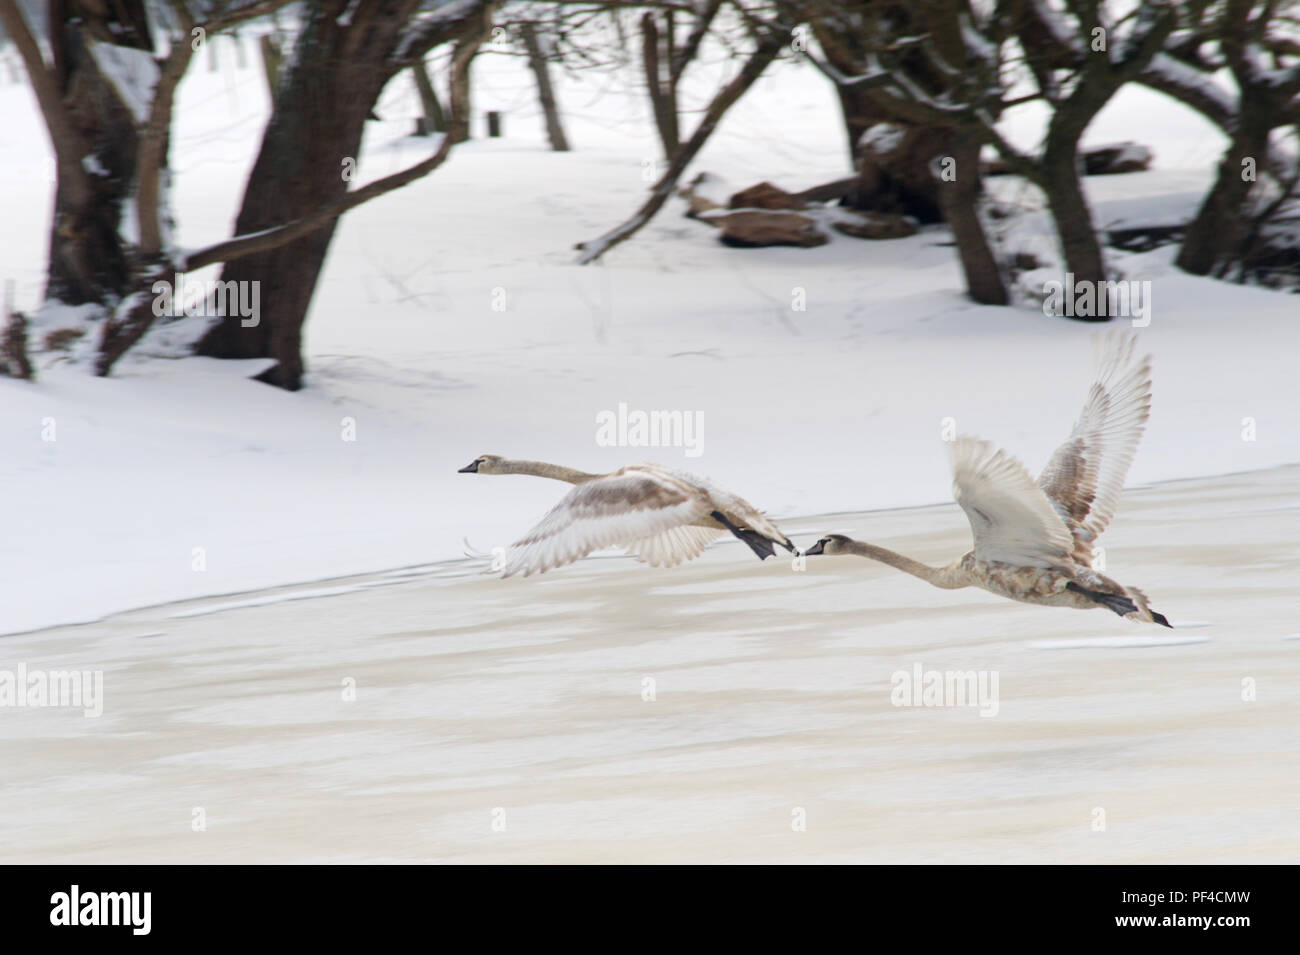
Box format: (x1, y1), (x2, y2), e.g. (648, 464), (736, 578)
(1065, 581), (1137, 617)
(710, 510), (776, 560)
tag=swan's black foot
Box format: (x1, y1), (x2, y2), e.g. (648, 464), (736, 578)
(1066, 581), (1137, 617)
(711, 510), (776, 561)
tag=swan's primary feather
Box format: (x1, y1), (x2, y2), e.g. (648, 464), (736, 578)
(1037, 332), (1152, 563)
(625, 524), (725, 567)
(948, 436), (1075, 569)
(502, 468), (711, 577)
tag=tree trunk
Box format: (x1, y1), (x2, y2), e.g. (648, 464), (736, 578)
(411, 58), (446, 135)
(1176, 116), (1272, 276)
(1041, 141), (1108, 300)
(835, 85), (880, 165)
(641, 12), (679, 160)
(935, 130), (1007, 305)
(259, 32), (283, 104)
(521, 22), (569, 151)
(194, 1), (493, 391)
(44, 3), (153, 306)
(196, 13), (387, 390)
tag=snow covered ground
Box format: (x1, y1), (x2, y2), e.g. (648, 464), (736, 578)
(1, 35), (1295, 634)
(2, 466), (1296, 863)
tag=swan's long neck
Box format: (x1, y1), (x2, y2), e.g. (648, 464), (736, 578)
(499, 459), (600, 484)
(842, 540), (966, 590)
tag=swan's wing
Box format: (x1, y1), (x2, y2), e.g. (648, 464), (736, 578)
(949, 436), (1074, 569)
(625, 524), (725, 567)
(503, 472), (711, 577)
(1037, 332), (1152, 559)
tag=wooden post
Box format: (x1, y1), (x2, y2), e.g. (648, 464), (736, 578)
(487, 111), (501, 137)
(520, 22), (569, 151)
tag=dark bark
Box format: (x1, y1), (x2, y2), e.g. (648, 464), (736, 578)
(197, 11), (384, 389)
(935, 129), (1007, 305)
(834, 84), (882, 166)
(1177, 118), (1273, 275)
(43, 1), (153, 306)
(641, 12), (679, 160)
(259, 32), (283, 104)
(412, 58), (446, 134)
(195, 0), (493, 391)
(521, 22), (569, 151)
(1175, 0), (1300, 276)
(809, 0), (1007, 302)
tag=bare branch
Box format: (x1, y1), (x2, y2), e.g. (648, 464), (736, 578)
(576, 21), (787, 265)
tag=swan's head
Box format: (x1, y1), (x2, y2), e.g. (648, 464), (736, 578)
(458, 454), (504, 474)
(803, 534), (852, 556)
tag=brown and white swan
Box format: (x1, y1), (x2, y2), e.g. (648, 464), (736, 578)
(458, 456), (794, 577)
(805, 333), (1171, 627)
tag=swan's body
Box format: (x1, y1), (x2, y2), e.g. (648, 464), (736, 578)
(807, 333), (1171, 626)
(458, 455), (794, 577)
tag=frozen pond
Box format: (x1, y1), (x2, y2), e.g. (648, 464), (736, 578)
(2, 466), (1298, 862)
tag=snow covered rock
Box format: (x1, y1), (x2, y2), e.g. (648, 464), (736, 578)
(714, 209), (829, 248)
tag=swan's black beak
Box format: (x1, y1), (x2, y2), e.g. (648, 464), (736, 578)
(804, 539), (827, 556)
(458, 460), (480, 473)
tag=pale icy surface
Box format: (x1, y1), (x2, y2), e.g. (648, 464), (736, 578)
(1, 467), (1296, 863)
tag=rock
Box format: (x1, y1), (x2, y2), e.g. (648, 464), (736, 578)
(1083, 142), (1153, 175)
(714, 210), (829, 248)
(831, 211), (917, 240)
(728, 181), (807, 211)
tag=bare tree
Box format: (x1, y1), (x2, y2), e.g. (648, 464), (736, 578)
(576, 3), (794, 264)
(1023, 0), (1299, 283)
(1173, 0), (1300, 275)
(0, 0), (154, 307)
(101, 1), (499, 383)
(640, 0), (723, 160)
(802, 0), (1013, 304)
(521, 20), (571, 150)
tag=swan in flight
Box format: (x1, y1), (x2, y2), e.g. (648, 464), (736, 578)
(458, 456), (795, 577)
(806, 333), (1171, 626)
